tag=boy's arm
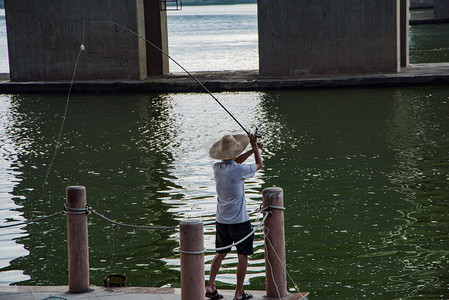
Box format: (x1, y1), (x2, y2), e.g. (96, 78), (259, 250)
(234, 149), (254, 164)
(233, 134), (263, 170)
(250, 135), (263, 170)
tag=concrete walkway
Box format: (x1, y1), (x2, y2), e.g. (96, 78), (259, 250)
(0, 286), (310, 300)
(0, 63), (447, 94)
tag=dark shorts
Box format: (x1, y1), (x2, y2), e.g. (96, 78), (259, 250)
(216, 221), (254, 255)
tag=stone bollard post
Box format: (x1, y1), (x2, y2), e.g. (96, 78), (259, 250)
(263, 187), (287, 298)
(66, 186), (90, 293)
(179, 219), (205, 300)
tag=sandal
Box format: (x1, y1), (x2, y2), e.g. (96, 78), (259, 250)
(233, 291), (253, 300)
(206, 289), (224, 300)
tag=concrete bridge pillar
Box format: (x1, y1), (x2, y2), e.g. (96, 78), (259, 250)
(144, 0), (169, 76)
(4, 0), (168, 81)
(258, 0), (404, 77)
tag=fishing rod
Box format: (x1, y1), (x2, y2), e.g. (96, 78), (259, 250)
(42, 20), (261, 187)
(83, 20), (261, 137)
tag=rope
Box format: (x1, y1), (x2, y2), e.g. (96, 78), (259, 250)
(209, 211), (269, 252)
(1, 205), (282, 233)
(268, 205), (285, 211)
(63, 204), (177, 229)
(178, 211), (270, 254)
(64, 204), (92, 215)
(264, 226), (305, 299)
(91, 209), (178, 230)
(178, 248), (206, 255)
(107, 224), (120, 271)
(0, 211), (65, 229)
(202, 204), (266, 226)
(0, 205), (276, 231)
(265, 238), (282, 299)
(0, 203), (304, 296)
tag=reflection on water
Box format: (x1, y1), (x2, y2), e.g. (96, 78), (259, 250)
(0, 97), (29, 284)
(0, 4), (448, 299)
(0, 88), (448, 299)
(384, 90), (449, 297)
(0, 94), (182, 286)
(152, 92), (267, 285)
(255, 88), (449, 299)
(0, 92), (267, 288)
(409, 23), (449, 63)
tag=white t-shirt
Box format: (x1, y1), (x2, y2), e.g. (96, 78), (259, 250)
(213, 160), (257, 224)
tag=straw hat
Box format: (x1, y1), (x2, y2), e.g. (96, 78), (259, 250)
(209, 134), (249, 160)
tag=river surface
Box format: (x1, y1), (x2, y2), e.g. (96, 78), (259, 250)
(0, 5), (449, 300)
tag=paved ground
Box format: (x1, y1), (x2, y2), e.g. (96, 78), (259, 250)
(0, 63), (448, 94)
(0, 286), (309, 300)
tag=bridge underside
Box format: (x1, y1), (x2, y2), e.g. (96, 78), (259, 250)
(4, 0), (168, 81)
(258, 0), (410, 77)
(4, 0), (448, 81)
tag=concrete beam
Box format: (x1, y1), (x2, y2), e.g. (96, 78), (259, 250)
(4, 0), (169, 81)
(258, 0), (401, 77)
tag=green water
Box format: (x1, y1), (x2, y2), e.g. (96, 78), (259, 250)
(1, 87), (448, 299)
(1, 4), (449, 299)
(410, 23), (449, 63)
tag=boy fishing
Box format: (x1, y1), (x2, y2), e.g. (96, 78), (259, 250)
(206, 133), (263, 300)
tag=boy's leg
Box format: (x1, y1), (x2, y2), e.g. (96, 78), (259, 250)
(208, 222), (232, 293)
(232, 221), (253, 299)
(234, 254), (249, 299)
(206, 252), (227, 294)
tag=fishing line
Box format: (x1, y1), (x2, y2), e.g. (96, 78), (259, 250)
(82, 20), (250, 134)
(107, 224), (120, 271)
(42, 46), (84, 187)
(42, 19), (258, 186)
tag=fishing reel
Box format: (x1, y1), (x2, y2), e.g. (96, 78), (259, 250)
(254, 127), (262, 139)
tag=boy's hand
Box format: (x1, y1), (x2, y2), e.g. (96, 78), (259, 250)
(248, 133), (258, 146)
(248, 133), (263, 170)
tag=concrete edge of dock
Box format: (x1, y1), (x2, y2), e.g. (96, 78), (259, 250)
(0, 63), (447, 94)
(0, 285), (310, 299)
